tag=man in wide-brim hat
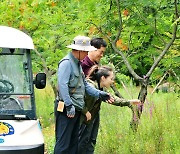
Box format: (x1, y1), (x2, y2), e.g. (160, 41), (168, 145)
(54, 35), (112, 154)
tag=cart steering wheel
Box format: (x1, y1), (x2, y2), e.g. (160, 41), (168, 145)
(0, 79), (14, 99)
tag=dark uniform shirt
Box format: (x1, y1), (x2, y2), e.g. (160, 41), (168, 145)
(81, 55), (97, 76)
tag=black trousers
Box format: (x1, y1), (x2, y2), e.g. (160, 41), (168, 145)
(78, 113), (100, 154)
(54, 101), (80, 154)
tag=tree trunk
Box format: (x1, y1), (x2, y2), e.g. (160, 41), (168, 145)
(130, 78), (148, 131)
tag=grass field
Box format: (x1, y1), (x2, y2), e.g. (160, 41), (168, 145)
(35, 84), (180, 154)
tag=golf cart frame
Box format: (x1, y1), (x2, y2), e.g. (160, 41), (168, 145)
(0, 26), (46, 154)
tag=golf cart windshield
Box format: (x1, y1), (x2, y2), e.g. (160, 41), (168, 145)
(0, 48), (35, 119)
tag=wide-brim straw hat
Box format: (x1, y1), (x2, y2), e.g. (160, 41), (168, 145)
(67, 36), (97, 52)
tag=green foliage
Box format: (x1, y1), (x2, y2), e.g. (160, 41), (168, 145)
(0, 0), (179, 87)
(96, 0), (179, 81)
(0, 0), (95, 71)
(115, 73), (131, 84)
(1, 0), (179, 152)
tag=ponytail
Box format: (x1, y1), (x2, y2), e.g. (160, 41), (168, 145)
(87, 65), (99, 81)
(87, 65), (113, 81)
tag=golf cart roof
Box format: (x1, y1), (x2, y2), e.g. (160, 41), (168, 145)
(0, 26), (34, 49)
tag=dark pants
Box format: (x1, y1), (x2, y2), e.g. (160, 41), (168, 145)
(78, 113), (100, 154)
(54, 101), (80, 154)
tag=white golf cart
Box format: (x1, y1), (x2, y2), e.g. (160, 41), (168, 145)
(0, 26), (46, 154)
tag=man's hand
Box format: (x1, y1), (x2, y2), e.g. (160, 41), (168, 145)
(99, 91), (110, 101)
(66, 105), (75, 118)
(85, 111), (91, 121)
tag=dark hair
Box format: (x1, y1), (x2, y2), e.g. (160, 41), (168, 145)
(90, 38), (107, 49)
(87, 65), (113, 82)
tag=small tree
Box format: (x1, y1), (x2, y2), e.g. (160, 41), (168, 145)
(97, 0), (179, 130)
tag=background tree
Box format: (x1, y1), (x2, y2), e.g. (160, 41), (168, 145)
(0, 0), (179, 130)
(0, 0), (96, 95)
(93, 0), (179, 129)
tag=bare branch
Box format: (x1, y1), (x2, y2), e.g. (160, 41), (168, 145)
(115, 51), (137, 68)
(111, 41), (142, 81)
(151, 70), (169, 94)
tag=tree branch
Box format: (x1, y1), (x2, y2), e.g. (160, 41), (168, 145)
(151, 70), (169, 94)
(101, 1), (142, 81)
(114, 51), (137, 68)
(133, 5), (166, 45)
(33, 49), (54, 76)
(175, 0), (179, 18)
(111, 42), (142, 81)
(114, 0), (123, 43)
(146, 0), (179, 77)
(107, 0), (113, 14)
(111, 83), (124, 98)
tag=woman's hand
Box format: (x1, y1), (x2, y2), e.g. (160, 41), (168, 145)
(107, 95), (115, 104)
(85, 111), (92, 121)
(129, 99), (141, 105)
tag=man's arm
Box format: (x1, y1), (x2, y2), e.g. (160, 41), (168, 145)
(84, 79), (100, 98)
(84, 79), (111, 101)
(58, 60), (73, 107)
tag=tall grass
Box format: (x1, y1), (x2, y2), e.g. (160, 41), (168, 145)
(35, 84), (180, 154)
(96, 91), (180, 154)
(35, 84), (55, 153)
(35, 84), (55, 128)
